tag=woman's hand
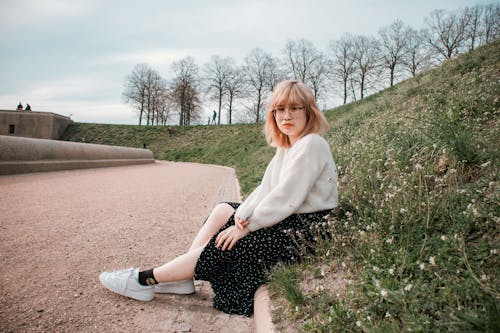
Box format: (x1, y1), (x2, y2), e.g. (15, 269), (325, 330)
(215, 225), (250, 251)
(236, 217), (250, 230)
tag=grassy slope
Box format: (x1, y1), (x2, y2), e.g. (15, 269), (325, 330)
(62, 41), (499, 332)
(269, 42), (499, 332)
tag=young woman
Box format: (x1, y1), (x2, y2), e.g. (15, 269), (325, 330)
(100, 80), (338, 316)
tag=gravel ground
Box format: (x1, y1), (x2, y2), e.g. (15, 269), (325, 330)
(0, 162), (252, 332)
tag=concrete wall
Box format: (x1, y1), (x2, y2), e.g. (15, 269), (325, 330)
(0, 135), (154, 175)
(0, 110), (73, 140)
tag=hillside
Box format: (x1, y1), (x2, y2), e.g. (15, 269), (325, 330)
(62, 41), (499, 331)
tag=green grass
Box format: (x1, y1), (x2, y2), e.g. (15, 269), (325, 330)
(62, 40), (500, 332)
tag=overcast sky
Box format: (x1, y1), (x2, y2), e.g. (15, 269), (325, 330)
(0, 0), (491, 125)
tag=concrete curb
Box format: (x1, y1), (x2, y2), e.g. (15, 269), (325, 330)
(254, 285), (276, 333)
(0, 135), (154, 175)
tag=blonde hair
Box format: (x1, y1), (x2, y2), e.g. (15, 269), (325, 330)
(264, 80), (329, 148)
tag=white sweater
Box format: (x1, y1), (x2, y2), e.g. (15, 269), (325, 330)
(235, 133), (338, 232)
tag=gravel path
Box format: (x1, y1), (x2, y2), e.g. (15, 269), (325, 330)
(0, 162), (252, 332)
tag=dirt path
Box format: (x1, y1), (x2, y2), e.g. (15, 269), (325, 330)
(0, 162), (252, 332)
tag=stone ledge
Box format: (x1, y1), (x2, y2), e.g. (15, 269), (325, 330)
(254, 285), (276, 333)
(0, 135), (154, 175)
(0, 159), (154, 175)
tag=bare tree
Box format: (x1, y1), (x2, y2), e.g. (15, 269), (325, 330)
(379, 20), (407, 87)
(283, 38), (320, 83)
(352, 35), (381, 99)
(265, 56), (286, 92)
(243, 48), (273, 123)
(483, 3), (500, 44)
(307, 51), (331, 101)
(204, 55), (233, 125)
(402, 27), (433, 77)
(122, 63), (150, 125)
(463, 5), (484, 51)
(155, 87), (173, 125)
(425, 9), (468, 60)
(348, 75), (358, 102)
(170, 57), (201, 126)
(123, 63), (169, 126)
(329, 34), (356, 104)
(144, 69), (165, 125)
(225, 65), (247, 125)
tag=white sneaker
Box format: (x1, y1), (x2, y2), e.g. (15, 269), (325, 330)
(99, 268), (155, 301)
(155, 279), (195, 294)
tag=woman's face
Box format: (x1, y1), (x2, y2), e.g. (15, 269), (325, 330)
(273, 103), (308, 145)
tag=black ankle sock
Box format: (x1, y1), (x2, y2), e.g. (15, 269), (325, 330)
(138, 269), (158, 286)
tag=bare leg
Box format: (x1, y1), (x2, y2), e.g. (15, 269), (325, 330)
(153, 246), (203, 282)
(152, 203), (235, 283)
(189, 202), (235, 250)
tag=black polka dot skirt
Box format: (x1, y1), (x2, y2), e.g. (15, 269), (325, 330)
(194, 202), (332, 317)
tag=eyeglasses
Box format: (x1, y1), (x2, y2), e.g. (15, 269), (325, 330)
(272, 106), (305, 118)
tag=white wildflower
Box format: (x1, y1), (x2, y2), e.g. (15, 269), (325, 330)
(419, 263), (425, 270)
(480, 161), (491, 168)
(385, 312), (392, 318)
(441, 235), (447, 241)
(404, 284), (413, 291)
(472, 207), (479, 217)
(414, 163), (423, 170)
(341, 262), (347, 268)
(356, 321), (362, 327)
(429, 256), (436, 266)
(481, 274), (489, 281)
(400, 208), (408, 214)
(386, 237), (394, 244)
(389, 268), (395, 275)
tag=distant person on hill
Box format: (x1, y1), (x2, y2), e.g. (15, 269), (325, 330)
(212, 110), (217, 125)
(99, 80), (338, 317)
(16, 102), (23, 111)
(25, 104), (31, 111)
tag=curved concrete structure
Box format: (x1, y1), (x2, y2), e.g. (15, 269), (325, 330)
(0, 135), (154, 175)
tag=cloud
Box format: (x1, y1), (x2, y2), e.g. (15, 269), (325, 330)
(110, 49), (192, 68)
(0, 0), (90, 28)
(66, 102), (137, 124)
(24, 75), (114, 102)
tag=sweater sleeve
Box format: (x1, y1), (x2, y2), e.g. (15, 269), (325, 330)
(234, 153), (276, 222)
(246, 136), (326, 231)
